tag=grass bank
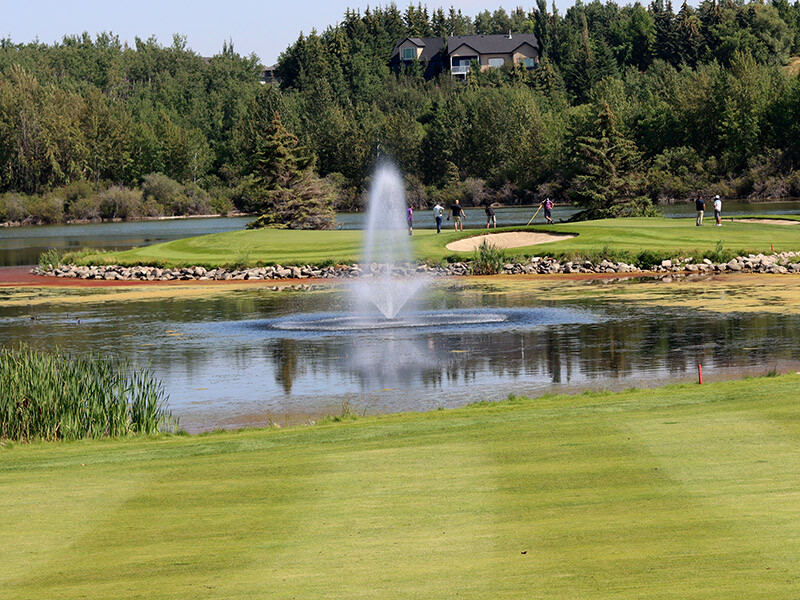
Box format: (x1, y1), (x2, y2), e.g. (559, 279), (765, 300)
(3, 375), (800, 598)
(67, 216), (800, 268)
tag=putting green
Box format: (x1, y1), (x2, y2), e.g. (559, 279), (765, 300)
(69, 216), (800, 268)
(3, 375), (800, 598)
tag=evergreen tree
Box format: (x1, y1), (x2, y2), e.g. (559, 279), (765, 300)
(652, 0), (679, 65)
(622, 3), (655, 71)
(246, 112), (336, 230)
(569, 103), (657, 220)
(675, 1), (705, 67)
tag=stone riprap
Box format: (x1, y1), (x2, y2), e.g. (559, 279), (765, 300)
(31, 251), (800, 281)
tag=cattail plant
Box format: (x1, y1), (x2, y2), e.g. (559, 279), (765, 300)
(0, 344), (177, 442)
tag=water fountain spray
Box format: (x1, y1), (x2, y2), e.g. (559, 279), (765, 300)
(352, 162), (428, 319)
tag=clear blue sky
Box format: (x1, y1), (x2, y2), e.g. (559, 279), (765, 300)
(3, 0), (583, 66)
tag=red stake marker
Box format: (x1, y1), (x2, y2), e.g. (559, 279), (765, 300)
(698, 364), (703, 385)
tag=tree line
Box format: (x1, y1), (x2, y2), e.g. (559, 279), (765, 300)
(1, 1), (800, 226)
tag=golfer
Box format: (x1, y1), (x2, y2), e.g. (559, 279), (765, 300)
(433, 202), (444, 233)
(544, 198), (554, 224)
(406, 205), (413, 236)
(485, 203), (496, 229)
(713, 195), (722, 226)
(451, 200), (464, 231)
(695, 196), (705, 226)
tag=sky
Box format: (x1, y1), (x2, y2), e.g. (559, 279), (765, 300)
(2, 0), (583, 66)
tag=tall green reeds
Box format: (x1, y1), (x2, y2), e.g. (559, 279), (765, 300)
(0, 345), (177, 442)
(470, 240), (506, 275)
(37, 248), (63, 270)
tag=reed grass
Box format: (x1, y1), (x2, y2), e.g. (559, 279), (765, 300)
(37, 248), (63, 270)
(0, 345), (176, 442)
(470, 240), (506, 275)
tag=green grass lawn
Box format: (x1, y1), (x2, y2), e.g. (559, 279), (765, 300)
(3, 375), (800, 598)
(70, 216), (800, 268)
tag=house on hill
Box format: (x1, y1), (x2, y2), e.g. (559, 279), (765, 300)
(390, 33), (539, 79)
(448, 33), (539, 78)
(389, 37), (447, 79)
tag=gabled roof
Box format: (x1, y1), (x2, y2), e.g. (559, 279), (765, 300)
(391, 37), (446, 61)
(447, 33), (539, 55)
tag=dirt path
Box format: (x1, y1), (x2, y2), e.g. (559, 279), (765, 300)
(445, 231), (577, 252)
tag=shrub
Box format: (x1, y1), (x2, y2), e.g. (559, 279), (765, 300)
(462, 177), (487, 206)
(0, 193), (27, 223)
(470, 240), (506, 275)
(67, 195), (102, 220)
(61, 180), (96, 204)
(183, 182), (213, 215)
(208, 187), (235, 215)
(98, 186), (147, 219)
(142, 173), (189, 215)
(24, 194), (64, 224)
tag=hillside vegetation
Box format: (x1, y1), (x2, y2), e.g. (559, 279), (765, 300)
(2, 1), (800, 226)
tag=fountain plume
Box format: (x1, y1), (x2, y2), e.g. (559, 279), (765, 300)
(353, 162), (427, 319)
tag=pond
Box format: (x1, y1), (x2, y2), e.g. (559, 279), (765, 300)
(3, 277), (799, 432)
(3, 200), (799, 266)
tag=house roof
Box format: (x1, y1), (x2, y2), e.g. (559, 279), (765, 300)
(447, 33), (539, 55)
(391, 37), (446, 61)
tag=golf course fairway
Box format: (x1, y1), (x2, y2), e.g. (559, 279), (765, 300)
(3, 375), (800, 598)
(70, 216), (800, 268)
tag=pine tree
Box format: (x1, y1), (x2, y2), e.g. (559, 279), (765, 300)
(675, 1), (705, 67)
(246, 112), (336, 230)
(569, 103), (657, 220)
(652, 0), (679, 65)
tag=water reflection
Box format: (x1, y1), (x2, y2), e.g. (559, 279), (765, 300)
(2, 282), (799, 432)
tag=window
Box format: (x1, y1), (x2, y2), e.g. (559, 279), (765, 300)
(401, 47), (416, 61)
(488, 58), (505, 68)
(521, 58), (536, 68)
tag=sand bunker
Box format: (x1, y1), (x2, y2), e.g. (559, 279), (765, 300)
(732, 218), (799, 225)
(445, 231), (577, 252)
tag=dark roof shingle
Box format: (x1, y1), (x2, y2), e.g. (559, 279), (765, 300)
(391, 37), (446, 61)
(447, 33), (539, 54)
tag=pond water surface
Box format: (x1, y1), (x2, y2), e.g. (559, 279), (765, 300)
(3, 278), (799, 432)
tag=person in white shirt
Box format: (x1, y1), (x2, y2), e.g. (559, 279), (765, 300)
(433, 202), (444, 233)
(713, 195), (722, 226)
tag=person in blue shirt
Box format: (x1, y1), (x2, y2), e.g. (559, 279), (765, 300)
(695, 196), (705, 226)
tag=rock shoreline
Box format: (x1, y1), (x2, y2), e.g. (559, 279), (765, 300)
(31, 251), (800, 281)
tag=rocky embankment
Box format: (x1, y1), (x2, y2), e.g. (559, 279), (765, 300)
(31, 251), (800, 281)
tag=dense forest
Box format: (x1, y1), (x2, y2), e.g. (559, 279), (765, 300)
(1, 0), (800, 225)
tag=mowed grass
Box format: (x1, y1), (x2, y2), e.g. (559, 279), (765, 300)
(3, 376), (800, 598)
(73, 216), (800, 268)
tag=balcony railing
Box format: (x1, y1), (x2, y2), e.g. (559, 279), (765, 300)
(451, 65), (470, 75)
